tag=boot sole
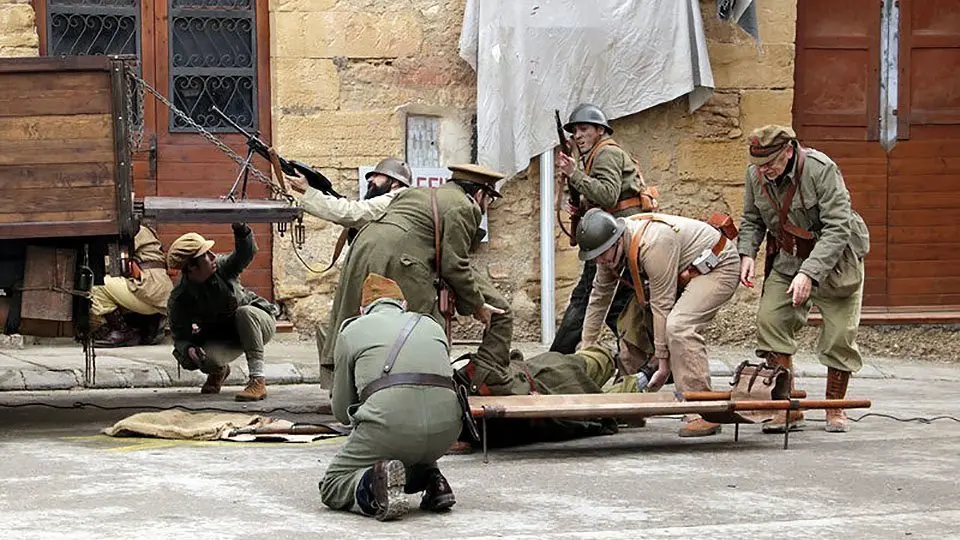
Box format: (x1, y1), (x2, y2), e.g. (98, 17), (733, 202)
(762, 420), (807, 434)
(421, 493), (456, 512)
(678, 426), (722, 438)
(376, 460), (409, 521)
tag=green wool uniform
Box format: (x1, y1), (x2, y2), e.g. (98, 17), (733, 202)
(320, 299), (461, 513)
(738, 147), (870, 372)
(167, 225), (277, 376)
(551, 136), (647, 355)
(320, 182), (513, 392)
(465, 345), (641, 446)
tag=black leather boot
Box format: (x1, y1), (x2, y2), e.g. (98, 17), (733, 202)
(419, 469), (456, 512)
(93, 310), (141, 348)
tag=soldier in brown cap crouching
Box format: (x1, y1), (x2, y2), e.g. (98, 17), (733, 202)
(738, 125), (870, 433)
(166, 223), (278, 401)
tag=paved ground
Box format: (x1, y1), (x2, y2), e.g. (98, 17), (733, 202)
(4, 336), (960, 392)
(1, 374), (959, 539)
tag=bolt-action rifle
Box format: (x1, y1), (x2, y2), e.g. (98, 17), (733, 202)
(555, 109), (581, 246)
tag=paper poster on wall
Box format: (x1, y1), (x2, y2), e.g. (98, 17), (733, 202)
(358, 166), (489, 242)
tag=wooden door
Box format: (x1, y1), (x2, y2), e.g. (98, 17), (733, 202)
(34, 0), (275, 301)
(888, 0), (960, 307)
(793, 0), (888, 307)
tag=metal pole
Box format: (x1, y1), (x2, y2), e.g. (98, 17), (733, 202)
(539, 150), (556, 346)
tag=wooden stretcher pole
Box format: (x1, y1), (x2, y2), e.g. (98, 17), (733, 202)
(731, 399), (871, 411)
(683, 390), (807, 401)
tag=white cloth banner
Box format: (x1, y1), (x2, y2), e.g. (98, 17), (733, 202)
(459, 0), (715, 177)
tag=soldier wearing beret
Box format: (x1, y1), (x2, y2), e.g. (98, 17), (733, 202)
(320, 274), (461, 521)
(320, 164), (514, 397)
(166, 223), (278, 401)
(738, 125), (870, 433)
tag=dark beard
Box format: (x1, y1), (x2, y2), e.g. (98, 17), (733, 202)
(364, 182), (392, 199)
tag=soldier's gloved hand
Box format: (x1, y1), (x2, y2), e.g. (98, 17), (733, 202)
(231, 222), (250, 235)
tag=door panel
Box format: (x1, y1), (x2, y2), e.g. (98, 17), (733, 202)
(889, 0), (960, 307)
(794, 0), (887, 307)
(151, 0), (274, 300)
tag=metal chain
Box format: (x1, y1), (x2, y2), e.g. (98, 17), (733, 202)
(126, 71), (145, 152)
(124, 69), (293, 204)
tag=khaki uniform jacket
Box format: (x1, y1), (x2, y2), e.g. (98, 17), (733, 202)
(300, 186), (407, 228)
(128, 225), (173, 313)
(321, 182), (486, 369)
(738, 147), (870, 284)
(332, 299), (460, 430)
(167, 226), (275, 361)
(584, 214), (728, 359)
(567, 137), (643, 215)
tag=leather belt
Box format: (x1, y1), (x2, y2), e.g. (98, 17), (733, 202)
(138, 261), (167, 270)
(604, 195), (643, 214)
(359, 372), (455, 403)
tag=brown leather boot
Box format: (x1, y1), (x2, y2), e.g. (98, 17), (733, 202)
(200, 365), (231, 394)
(235, 376), (267, 401)
(825, 367), (851, 432)
(678, 415), (722, 437)
(445, 441), (474, 455)
(761, 352), (806, 433)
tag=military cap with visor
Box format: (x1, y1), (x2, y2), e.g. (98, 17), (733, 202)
(448, 163), (505, 198)
(747, 124), (797, 165)
(167, 232), (215, 270)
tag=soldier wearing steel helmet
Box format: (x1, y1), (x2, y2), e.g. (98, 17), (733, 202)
(577, 208), (740, 438)
(319, 164), (514, 396)
(288, 156), (414, 229)
(552, 103), (655, 375)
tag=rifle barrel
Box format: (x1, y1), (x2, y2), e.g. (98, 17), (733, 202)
(210, 105), (255, 139)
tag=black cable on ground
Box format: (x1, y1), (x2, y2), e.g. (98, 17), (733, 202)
(0, 401), (318, 415)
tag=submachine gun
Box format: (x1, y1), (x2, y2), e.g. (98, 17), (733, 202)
(210, 105), (345, 200)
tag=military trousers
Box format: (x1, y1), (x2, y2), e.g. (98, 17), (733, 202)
(319, 403), (461, 514)
(550, 261), (632, 354)
(663, 252), (740, 394)
(756, 267), (864, 373)
(464, 275), (515, 394)
(577, 346), (643, 393)
(90, 276), (162, 328)
(197, 305), (276, 378)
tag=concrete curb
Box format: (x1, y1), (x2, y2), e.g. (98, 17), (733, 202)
(3, 359), (947, 392)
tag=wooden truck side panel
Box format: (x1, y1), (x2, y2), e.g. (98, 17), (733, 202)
(0, 56), (134, 240)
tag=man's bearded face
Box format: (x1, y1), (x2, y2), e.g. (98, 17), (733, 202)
(364, 174), (393, 199)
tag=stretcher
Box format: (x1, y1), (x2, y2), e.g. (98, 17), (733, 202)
(468, 390), (872, 461)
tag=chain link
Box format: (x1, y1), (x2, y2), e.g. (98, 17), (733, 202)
(124, 69), (293, 204)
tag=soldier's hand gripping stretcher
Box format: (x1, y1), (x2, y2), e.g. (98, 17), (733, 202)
(472, 302), (505, 330)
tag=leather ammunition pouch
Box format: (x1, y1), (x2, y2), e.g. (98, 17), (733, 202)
(701, 360), (791, 425)
(677, 212), (738, 288)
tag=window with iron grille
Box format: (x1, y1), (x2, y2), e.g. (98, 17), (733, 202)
(169, 0), (257, 132)
(46, 0), (140, 58)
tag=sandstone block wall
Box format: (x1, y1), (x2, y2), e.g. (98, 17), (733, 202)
(0, 0), (39, 57)
(270, 0), (798, 343)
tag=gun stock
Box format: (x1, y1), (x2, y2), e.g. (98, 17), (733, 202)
(555, 109), (581, 246)
(210, 106), (344, 199)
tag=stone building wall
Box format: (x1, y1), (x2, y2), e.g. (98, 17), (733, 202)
(0, 0), (39, 57)
(270, 0), (798, 343)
